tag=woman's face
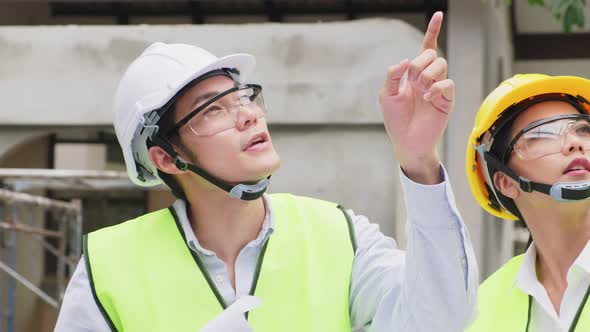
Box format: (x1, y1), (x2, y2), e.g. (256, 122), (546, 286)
(507, 101), (589, 184)
(497, 100), (590, 210)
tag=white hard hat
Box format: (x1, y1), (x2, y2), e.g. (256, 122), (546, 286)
(113, 42), (256, 187)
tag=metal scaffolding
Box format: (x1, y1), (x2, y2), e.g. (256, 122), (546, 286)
(0, 168), (139, 332)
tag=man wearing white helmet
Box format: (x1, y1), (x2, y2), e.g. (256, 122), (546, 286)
(55, 12), (476, 331)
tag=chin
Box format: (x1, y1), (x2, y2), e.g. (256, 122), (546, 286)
(224, 158), (279, 185)
(243, 149), (280, 172)
(250, 156), (281, 180)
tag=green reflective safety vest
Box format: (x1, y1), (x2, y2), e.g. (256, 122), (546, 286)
(84, 193), (356, 332)
(466, 254), (590, 332)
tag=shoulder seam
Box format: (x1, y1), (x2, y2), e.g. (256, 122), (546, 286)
(337, 205), (357, 253)
(84, 234), (120, 332)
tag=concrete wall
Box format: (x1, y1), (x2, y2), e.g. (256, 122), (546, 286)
(446, 0), (485, 281)
(269, 124), (399, 236)
(0, 19), (424, 126)
(515, 59), (590, 76)
(54, 144), (106, 170)
(446, 0), (517, 280)
(479, 1), (519, 278)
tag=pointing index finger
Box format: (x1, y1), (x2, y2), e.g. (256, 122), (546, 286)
(421, 11), (443, 52)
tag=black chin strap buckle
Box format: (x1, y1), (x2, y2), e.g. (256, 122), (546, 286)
(228, 178), (270, 200)
(519, 177), (533, 193)
(174, 156), (189, 172)
(550, 181), (590, 201)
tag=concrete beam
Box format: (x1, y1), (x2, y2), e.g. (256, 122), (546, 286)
(0, 19), (423, 126)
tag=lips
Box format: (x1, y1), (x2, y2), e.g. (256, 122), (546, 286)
(243, 132), (269, 151)
(563, 157), (590, 174)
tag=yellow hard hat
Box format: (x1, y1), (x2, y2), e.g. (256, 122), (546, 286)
(466, 74), (590, 220)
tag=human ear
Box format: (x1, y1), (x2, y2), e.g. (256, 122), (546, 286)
(493, 171), (520, 199)
(148, 145), (185, 175)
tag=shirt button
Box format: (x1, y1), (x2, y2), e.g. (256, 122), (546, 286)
(215, 275), (223, 283)
(461, 258), (467, 268)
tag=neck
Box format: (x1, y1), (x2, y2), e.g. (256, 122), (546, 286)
(184, 179), (266, 264)
(524, 204), (590, 306)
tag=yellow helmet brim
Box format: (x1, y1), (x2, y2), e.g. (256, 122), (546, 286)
(466, 74), (590, 220)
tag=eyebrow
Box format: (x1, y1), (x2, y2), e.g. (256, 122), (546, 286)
(190, 91), (219, 110)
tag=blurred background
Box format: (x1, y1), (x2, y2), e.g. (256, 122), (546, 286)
(0, 0), (588, 331)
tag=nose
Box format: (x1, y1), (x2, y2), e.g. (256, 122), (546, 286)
(235, 105), (259, 131)
(562, 132), (586, 155)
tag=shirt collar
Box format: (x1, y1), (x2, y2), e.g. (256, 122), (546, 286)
(171, 194), (275, 256)
(516, 242), (541, 296)
(516, 240), (590, 294)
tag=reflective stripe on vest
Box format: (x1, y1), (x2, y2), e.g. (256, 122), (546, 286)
(84, 193), (355, 332)
(466, 254), (590, 332)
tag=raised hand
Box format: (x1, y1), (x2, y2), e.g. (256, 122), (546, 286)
(379, 11), (454, 184)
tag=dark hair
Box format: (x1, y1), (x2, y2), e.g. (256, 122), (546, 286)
(487, 105), (525, 221)
(487, 114), (524, 221)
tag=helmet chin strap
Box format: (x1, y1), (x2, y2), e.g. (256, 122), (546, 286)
(150, 134), (269, 201)
(482, 149), (590, 202)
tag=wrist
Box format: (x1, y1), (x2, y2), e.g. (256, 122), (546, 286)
(400, 156), (442, 185)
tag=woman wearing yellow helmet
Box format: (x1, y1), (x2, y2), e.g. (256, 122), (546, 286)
(466, 74), (590, 331)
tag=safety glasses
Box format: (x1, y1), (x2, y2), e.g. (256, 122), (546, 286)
(166, 84), (265, 137)
(503, 114), (590, 162)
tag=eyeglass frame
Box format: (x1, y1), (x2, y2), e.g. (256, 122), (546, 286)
(164, 83), (263, 138)
(502, 113), (590, 163)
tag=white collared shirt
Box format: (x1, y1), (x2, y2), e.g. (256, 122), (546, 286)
(516, 240), (590, 331)
(55, 165), (478, 332)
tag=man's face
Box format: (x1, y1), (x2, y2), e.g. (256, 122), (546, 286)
(171, 75), (281, 184)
